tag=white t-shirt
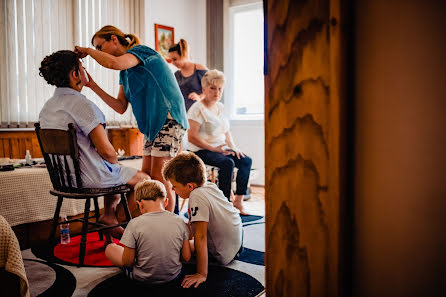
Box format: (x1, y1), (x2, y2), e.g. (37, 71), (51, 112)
(189, 182), (242, 265)
(186, 101), (230, 152)
(120, 210), (189, 284)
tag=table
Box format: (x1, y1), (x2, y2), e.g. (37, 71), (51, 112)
(0, 159), (142, 227)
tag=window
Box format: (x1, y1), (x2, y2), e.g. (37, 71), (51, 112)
(226, 2), (264, 120)
(0, 0), (144, 128)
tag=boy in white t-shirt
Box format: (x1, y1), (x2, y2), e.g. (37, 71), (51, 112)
(162, 152), (243, 288)
(105, 179), (191, 285)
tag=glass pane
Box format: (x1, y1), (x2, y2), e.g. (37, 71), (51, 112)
(233, 7), (264, 116)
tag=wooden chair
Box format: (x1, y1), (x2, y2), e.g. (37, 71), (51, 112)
(34, 123), (132, 267)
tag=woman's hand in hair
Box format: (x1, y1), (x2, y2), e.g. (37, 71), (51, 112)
(74, 46), (90, 59)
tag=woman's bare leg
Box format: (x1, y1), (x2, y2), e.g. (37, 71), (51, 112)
(150, 156), (175, 212)
(141, 155), (152, 176)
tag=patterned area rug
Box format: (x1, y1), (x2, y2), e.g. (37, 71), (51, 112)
(22, 215), (265, 297)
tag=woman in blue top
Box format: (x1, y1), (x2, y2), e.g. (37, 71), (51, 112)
(75, 25), (189, 212)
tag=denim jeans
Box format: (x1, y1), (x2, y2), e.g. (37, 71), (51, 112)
(194, 150), (252, 200)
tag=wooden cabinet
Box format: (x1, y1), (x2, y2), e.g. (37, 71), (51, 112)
(107, 128), (143, 156)
(0, 128), (143, 159)
(0, 131), (42, 159)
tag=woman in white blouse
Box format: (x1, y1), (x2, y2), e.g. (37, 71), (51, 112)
(187, 70), (252, 215)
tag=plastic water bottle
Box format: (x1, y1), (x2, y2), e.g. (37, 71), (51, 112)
(60, 216), (70, 244)
(25, 150), (32, 165)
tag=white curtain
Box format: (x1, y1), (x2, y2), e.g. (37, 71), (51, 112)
(0, 0), (145, 128)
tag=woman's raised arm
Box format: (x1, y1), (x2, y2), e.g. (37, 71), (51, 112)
(75, 46), (140, 70)
(84, 72), (129, 114)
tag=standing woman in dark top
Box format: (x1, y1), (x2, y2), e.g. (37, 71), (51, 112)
(168, 39), (208, 111)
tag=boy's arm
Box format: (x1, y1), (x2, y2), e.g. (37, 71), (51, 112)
(181, 239), (192, 262)
(181, 221), (208, 288)
(121, 246), (135, 267)
(187, 217), (193, 240)
(89, 124), (118, 164)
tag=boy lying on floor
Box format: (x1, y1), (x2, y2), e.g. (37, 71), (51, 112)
(162, 152), (243, 288)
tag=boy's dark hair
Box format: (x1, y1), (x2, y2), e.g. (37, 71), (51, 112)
(162, 152), (206, 186)
(39, 50), (80, 87)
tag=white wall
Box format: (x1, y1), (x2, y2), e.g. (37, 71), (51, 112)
(144, 0), (207, 69)
(230, 120), (265, 185)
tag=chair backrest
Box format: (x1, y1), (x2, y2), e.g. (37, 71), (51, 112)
(34, 123), (83, 191)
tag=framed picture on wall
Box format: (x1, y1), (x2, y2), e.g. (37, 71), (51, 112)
(154, 24), (174, 62)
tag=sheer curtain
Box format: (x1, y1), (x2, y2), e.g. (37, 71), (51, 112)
(0, 0), (144, 128)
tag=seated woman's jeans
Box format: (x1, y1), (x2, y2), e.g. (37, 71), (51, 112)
(194, 150), (252, 201)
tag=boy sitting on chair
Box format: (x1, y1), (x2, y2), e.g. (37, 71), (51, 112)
(39, 50), (148, 237)
(162, 152), (243, 288)
(105, 179), (191, 284)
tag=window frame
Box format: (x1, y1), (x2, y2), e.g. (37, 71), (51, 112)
(224, 2), (264, 122)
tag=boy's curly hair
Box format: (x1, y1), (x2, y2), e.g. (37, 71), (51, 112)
(39, 50), (80, 87)
(162, 152), (207, 186)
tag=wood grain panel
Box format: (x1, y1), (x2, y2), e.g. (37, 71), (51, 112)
(0, 131), (43, 158)
(265, 0), (346, 296)
(107, 128), (143, 156)
(10, 138), (20, 159)
(0, 140), (4, 157)
(108, 129), (127, 154)
(127, 128), (144, 156)
(3, 139), (10, 158)
(0, 128), (142, 159)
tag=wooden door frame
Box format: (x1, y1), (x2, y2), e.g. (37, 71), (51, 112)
(263, 0), (353, 296)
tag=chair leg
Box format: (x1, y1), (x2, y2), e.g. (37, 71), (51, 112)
(49, 196), (64, 241)
(79, 198), (91, 267)
(210, 167), (217, 183)
(120, 193), (132, 222)
(93, 197), (103, 241)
